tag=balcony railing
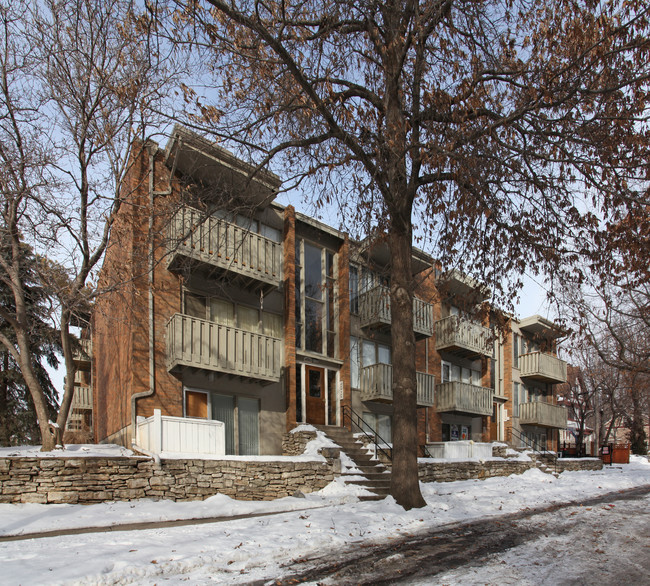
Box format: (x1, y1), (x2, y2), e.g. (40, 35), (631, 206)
(435, 381), (494, 417)
(166, 313), (282, 383)
(359, 285), (434, 339)
(72, 338), (92, 367)
(167, 206), (282, 289)
(519, 401), (567, 429)
(71, 385), (93, 410)
(519, 352), (567, 384)
(359, 363), (435, 407)
(435, 315), (493, 358)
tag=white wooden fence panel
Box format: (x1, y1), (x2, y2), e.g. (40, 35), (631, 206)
(137, 410), (225, 456)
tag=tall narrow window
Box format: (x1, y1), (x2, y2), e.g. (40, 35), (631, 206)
(349, 265), (359, 314)
(377, 344), (391, 365)
(295, 240), (302, 348)
(513, 382), (520, 417)
(238, 397), (260, 456)
(210, 299), (234, 326)
(513, 333), (520, 368)
(296, 365), (303, 422)
(238, 306), (260, 332)
(212, 394), (235, 455)
(326, 251), (336, 358)
(304, 243), (323, 353)
(262, 311), (282, 338)
(362, 339), (376, 366)
(327, 370), (337, 425)
(185, 293), (207, 319)
(295, 239), (337, 355)
(441, 362), (451, 383)
(350, 337), (360, 388)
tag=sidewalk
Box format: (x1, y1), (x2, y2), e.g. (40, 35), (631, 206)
(0, 503), (337, 542)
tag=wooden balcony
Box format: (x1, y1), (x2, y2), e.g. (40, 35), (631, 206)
(519, 352), (567, 384)
(435, 381), (494, 417)
(435, 316), (493, 359)
(166, 313), (282, 383)
(359, 363), (435, 407)
(519, 401), (567, 429)
(72, 338), (92, 368)
(359, 285), (434, 340)
(71, 384), (92, 410)
(167, 206), (282, 291)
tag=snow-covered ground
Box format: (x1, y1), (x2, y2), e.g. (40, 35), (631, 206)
(0, 456), (648, 585)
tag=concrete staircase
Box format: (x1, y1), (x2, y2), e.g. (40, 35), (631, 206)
(314, 425), (391, 501)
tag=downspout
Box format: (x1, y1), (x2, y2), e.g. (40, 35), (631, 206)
(131, 144), (157, 447)
(425, 338), (429, 443)
(131, 140), (178, 449)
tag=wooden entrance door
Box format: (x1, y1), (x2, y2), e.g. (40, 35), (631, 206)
(305, 366), (326, 425)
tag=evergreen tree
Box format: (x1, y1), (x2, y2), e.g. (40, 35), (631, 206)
(0, 248), (59, 446)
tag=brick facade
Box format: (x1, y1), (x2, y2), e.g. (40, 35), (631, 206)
(337, 235), (352, 427)
(91, 128), (568, 457)
(283, 206), (297, 429)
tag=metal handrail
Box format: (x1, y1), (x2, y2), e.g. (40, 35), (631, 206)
(420, 444), (434, 458)
(510, 426), (558, 474)
(341, 405), (392, 462)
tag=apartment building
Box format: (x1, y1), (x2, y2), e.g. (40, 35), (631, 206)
(92, 126), (567, 455)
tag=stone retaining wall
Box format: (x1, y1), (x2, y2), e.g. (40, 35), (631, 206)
(418, 459), (534, 483)
(282, 430), (317, 456)
(0, 456), (338, 505)
(556, 458), (603, 472)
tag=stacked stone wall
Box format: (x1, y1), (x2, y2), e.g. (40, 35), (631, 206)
(0, 456), (336, 505)
(556, 458), (603, 472)
(282, 430), (317, 456)
(418, 459), (534, 483)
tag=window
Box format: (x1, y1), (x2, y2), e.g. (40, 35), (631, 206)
(513, 333), (520, 368)
(513, 382), (520, 417)
(351, 337), (391, 386)
(441, 361), (480, 385)
(349, 265), (359, 314)
(210, 299), (235, 326)
(442, 423), (470, 442)
(260, 223), (282, 243)
(351, 336), (391, 388)
(210, 393), (260, 456)
(184, 292), (281, 338)
(237, 397), (260, 456)
(185, 292), (207, 319)
(184, 390), (260, 455)
(295, 239), (337, 357)
(211, 209), (281, 243)
(350, 337), (360, 388)
(295, 366), (302, 422)
(262, 311), (283, 338)
(362, 412), (392, 443)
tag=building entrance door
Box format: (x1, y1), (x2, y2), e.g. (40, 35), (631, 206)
(305, 366), (326, 425)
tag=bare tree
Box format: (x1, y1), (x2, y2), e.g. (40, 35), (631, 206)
(0, 3), (63, 449)
(0, 0), (177, 449)
(162, 0), (650, 508)
(558, 365), (595, 455)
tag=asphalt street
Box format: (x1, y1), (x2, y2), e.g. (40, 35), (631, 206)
(271, 485), (650, 585)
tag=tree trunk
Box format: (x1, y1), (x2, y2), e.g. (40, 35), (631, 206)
(14, 342), (56, 451)
(55, 309), (76, 444)
(389, 219), (426, 510)
(0, 352), (9, 446)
